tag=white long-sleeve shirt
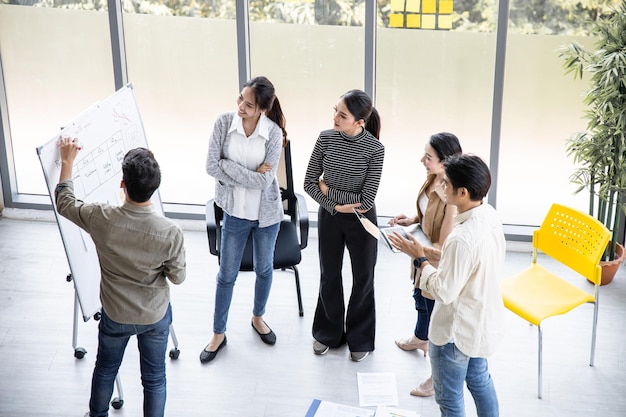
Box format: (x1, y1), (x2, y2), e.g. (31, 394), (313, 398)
(206, 112), (283, 227)
(227, 113), (271, 220)
(419, 202), (506, 357)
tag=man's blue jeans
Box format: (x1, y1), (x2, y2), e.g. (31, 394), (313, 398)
(88, 305), (172, 417)
(213, 213), (280, 334)
(430, 342), (499, 417)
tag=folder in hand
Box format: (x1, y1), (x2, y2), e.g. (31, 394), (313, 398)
(353, 209), (380, 240)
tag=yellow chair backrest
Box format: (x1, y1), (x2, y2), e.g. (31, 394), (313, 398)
(534, 203), (609, 285)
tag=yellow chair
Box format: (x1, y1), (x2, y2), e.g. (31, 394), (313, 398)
(501, 203), (610, 399)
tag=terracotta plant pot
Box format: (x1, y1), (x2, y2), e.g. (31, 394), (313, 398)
(598, 242), (625, 286)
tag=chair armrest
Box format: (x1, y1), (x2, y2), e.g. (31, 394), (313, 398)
(295, 193), (309, 250)
(205, 199), (222, 256)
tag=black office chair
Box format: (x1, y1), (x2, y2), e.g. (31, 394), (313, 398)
(206, 140), (309, 316)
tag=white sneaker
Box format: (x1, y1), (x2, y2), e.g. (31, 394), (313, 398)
(350, 351), (370, 362)
(313, 340), (329, 355)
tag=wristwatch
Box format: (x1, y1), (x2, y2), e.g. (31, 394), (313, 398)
(413, 256), (428, 269)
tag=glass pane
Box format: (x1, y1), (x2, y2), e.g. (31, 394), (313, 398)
(250, 12), (365, 210)
(249, 0), (315, 24)
(497, 33), (594, 225)
(376, 29), (495, 216)
(0, 4), (113, 196)
(496, 0), (620, 224)
(248, 0), (366, 26)
(507, 0), (621, 35)
(121, 0), (234, 19)
(123, 6), (238, 205)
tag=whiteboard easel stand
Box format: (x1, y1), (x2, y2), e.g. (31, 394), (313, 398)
(67, 273), (179, 410)
(67, 273), (125, 409)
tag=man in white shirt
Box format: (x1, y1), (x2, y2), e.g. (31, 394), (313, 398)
(389, 154), (505, 417)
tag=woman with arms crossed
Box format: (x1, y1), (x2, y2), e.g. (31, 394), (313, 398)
(201, 76), (287, 363)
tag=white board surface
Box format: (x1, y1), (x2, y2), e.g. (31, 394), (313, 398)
(37, 84), (162, 321)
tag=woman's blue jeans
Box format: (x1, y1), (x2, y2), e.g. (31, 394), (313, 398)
(430, 342), (499, 417)
(88, 305), (172, 417)
(213, 213), (280, 334)
(413, 287), (435, 341)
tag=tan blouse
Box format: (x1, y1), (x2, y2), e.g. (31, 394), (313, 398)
(409, 174), (449, 291)
(416, 174), (447, 247)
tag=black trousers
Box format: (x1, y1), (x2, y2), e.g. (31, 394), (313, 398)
(312, 206), (378, 352)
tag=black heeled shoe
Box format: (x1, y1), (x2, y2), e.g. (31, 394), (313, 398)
(251, 321), (276, 345)
(199, 335), (227, 363)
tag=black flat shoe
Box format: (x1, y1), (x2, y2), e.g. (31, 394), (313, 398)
(251, 321), (276, 345)
(199, 335), (227, 363)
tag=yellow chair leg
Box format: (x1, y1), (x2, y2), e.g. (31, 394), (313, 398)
(538, 325), (543, 399)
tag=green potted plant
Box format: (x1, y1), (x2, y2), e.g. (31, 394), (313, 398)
(560, 3), (626, 284)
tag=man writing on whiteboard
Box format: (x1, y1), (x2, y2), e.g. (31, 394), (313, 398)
(55, 137), (186, 417)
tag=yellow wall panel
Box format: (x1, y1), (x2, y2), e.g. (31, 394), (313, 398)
(389, 0), (453, 30)
(439, 0), (453, 14)
(422, 0), (436, 14)
(390, 0), (405, 12)
(406, 0), (420, 13)
(438, 14), (452, 29)
(422, 14), (436, 29)
(389, 13), (405, 27)
(406, 14), (421, 28)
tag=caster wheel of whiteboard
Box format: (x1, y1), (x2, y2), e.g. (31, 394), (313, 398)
(94, 312), (101, 321)
(74, 347), (87, 359)
(169, 348), (180, 360)
(111, 398), (124, 409)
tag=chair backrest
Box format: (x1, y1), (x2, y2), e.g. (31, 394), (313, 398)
(534, 203), (610, 285)
(278, 140), (297, 218)
(211, 139), (306, 271)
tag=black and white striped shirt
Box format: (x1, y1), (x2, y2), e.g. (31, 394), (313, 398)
(304, 128), (385, 214)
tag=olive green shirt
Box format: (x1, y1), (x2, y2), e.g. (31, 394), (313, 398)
(55, 179), (186, 325)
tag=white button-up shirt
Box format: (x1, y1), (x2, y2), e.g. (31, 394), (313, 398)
(419, 202), (506, 357)
(227, 114), (271, 221)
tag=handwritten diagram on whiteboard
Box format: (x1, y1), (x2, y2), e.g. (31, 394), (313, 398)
(37, 84), (163, 321)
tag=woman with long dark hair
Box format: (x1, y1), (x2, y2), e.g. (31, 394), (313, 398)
(201, 76), (287, 363)
(304, 89), (384, 362)
(390, 132), (462, 396)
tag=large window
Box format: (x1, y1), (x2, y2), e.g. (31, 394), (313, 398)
(250, 22), (365, 208)
(123, 10), (239, 206)
(376, 29), (496, 215)
(0, 4), (113, 198)
(497, 33), (593, 225)
(1, 0), (621, 229)
(496, 0), (620, 225)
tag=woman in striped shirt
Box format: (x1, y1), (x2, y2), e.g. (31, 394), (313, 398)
(304, 89), (385, 362)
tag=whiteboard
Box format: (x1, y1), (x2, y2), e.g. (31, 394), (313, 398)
(37, 84), (163, 321)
